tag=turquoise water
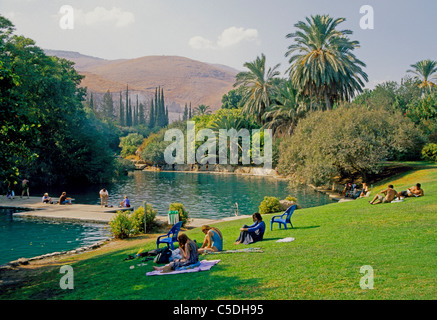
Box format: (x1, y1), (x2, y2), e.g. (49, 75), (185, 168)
(0, 208), (110, 265)
(33, 171), (333, 219)
(1, 171), (333, 264)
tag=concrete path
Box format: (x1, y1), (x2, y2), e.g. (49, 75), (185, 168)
(0, 196), (250, 228)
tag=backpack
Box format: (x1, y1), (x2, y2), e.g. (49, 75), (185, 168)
(154, 246), (172, 264)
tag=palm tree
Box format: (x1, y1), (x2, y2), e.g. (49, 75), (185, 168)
(234, 53), (280, 125)
(285, 14), (368, 110)
(194, 104), (211, 116)
(407, 59), (437, 92)
(263, 80), (306, 137)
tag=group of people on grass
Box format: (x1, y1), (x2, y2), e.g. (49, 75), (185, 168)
(369, 183), (424, 205)
(153, 212), (266, 273)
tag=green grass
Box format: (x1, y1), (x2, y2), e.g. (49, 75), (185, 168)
(2, 162), (436, 300)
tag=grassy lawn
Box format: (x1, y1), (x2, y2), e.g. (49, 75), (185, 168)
(1, 162), (436, 300)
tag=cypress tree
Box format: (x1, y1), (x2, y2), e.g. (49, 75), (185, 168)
(119, 92), (124, 126)
(128, 98), (132, 127)
(189, 102), (192, 119)
(149, 99), (155, 129)
(89, 93), (94, 111)
(125, 85), (129, 127)
(139, 102), (145, 125)
(183, 103), (188, 121)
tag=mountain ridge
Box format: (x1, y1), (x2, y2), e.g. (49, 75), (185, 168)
(44, 49), (239, 119)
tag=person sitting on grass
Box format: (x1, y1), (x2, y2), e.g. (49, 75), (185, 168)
(397, 183), (424, 199)
(152, 233), (199, 273)
(369, 185), (397, 205)
(198, 225), (223, 254)
(235, 212), (265, 245)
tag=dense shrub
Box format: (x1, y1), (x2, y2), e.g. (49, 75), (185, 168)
(169, 203), (190, 226)
(130, 204), (157, 234)
(422, 143), (437, 162)
(259, 196), (281, 214)
(109, 211), (132, 239)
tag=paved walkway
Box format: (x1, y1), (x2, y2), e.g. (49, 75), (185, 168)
(0, 196), (249, 228)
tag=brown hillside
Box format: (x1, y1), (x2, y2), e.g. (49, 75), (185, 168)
(45, 50), (238, 114)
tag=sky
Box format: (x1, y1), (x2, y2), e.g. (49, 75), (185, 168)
(1, 0), (436, 89)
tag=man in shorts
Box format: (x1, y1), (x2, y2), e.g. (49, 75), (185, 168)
(99, 188), (109, 207)
(369, 184), (397, 205)
(397, 183), (424, 199)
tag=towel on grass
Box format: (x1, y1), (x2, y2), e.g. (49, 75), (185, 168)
(146, 259), (220, 276)
(202, 247), (263, 255)
(276, 237), (295, 243)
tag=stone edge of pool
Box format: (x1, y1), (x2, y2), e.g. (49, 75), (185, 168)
(0, 197), (251, 269)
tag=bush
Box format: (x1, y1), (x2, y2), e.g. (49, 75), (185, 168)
(109, 211), (132, 239)
(130, 204), (157, 234)
(285, 196), (297, 202)
(169, 203), (190, 227)
(422, 143), (437, 162)
(259, 196), (281, 214)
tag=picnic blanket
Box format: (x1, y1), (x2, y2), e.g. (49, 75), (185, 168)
(202, 247), (263, 255)
(146, 259), (220, 276)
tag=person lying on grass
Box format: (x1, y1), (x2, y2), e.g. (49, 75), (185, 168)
(198, 225), (223, 254)
(369, 185), (397, 205)
(235, 212), (265, 245)
(152, 233), (199, 273)
(397, 183), (424, 199)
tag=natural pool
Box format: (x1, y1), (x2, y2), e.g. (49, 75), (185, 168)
(0, 208), (110, 265)
(33, 171), (334, 219)
(1, 171), (333, 264)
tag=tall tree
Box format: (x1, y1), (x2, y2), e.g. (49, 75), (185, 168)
(407, 59), (437, 92)
(183, 103), (188, 121)
(102, 90), (114, 121)
(149, 99), (155, 129)
(189, 102), (192, 119)
(125, 85), (129, 127)
(285, 14), (368, 109)
(119, 91), (124, 126)
(234, 54), (280, 124)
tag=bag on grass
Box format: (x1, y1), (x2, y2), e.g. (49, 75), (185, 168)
(154, 246), (172, 264)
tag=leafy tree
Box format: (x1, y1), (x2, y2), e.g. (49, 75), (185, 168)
(285, 14), (368, 109)
(221, 87), (244, 109)
(0, 15), (116, 186)
(235, 53), (280, 124)
(119, 133), (144, 158)
(278, 105), (424, 186)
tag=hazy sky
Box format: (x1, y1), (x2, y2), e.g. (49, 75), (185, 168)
(1, 0), (436, 88)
